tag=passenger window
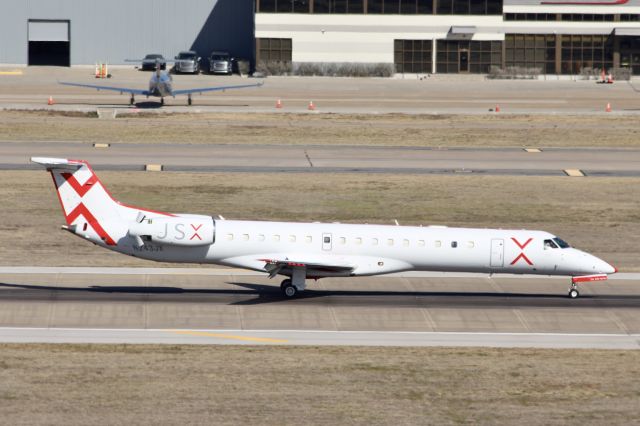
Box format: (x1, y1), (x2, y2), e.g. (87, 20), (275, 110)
(387, 239), (394, 246)
(372, 238), (379, 246)
(324, 236), (331, 244)
(355, 237), (362, 245)
(273, 235), (280, 242)
(242, 234), (249, 241)
(451, 241), (458, 248)
(305, 236), (312, 243)
(403, 239), (410, 247)
(467, 241), (475, 248)
(258, 234), (265, 242)
(289, 235), (296, 242)
(418, 240), (425, 247)
(339, 237), (346, 245)
(226, 234), (233, 241)
(435, 240), (442, 248)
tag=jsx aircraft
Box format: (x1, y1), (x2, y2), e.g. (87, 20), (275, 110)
(59, 59), (262, 106)
(33, 157), (616, 299)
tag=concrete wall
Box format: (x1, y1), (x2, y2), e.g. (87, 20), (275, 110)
(0, 0), (254, 65)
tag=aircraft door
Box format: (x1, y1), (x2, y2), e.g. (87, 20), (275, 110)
(490, 239), (504, 268)
(322, 233), (332, 251)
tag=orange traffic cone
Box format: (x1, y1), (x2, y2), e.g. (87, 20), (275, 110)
(495, 104), (500, 113)
(275, 99), (283, 109)
(607, 73), (614, 84)
(47, 96), (54, 106)
(308, 101), (316, 111)
(606, 102), (612, 112)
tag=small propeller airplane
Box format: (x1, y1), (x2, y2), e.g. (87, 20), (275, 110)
(32, 157), (617, 299)
(59, 58), (263, 106)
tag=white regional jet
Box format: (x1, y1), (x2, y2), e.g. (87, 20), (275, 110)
(32, 157), (617, 299)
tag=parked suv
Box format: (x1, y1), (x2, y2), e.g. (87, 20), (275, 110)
(141, 54), (166, 71)
(209, 51), (234, 75)
(173, 51), (200, 74)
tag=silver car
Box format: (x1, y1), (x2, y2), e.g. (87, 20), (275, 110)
(174, 51), (200, 74)
(209, 51), (234, 75)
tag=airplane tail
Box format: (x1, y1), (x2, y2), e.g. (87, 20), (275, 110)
(31, 157), (142, 246)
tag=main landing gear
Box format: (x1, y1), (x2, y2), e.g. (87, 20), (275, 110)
(160, 97), (165, 106)
(280, 268), (307, 298)
(568, 283), (580, 299)
(129, 94), (135, 105)
(280, 279), (296, 297)
(187, 94), (192, 106)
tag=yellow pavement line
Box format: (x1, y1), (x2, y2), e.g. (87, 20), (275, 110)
(0, 70), (23, 75)
(167, 329), (288, 343)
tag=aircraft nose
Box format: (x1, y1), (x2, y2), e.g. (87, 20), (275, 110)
(593, 255), (616, 275)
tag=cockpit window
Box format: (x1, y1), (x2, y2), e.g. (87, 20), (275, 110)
(544, 239), (559, 249)
(553, 237), (571, 249)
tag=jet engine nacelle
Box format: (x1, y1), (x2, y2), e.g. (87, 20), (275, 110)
(129, 215), (214, 247)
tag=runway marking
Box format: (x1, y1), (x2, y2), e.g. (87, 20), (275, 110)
(166, 329), (288, 344)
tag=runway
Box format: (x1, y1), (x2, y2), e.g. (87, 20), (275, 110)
(0, 268), (638, 347)
(3, 141), (640, 176)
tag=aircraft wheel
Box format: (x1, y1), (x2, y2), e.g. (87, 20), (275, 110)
(568, 288), (580, 299)
(281, 282), (297, 298)
(280, 279), (291, 291)
(161, 98), (165, 106)
(188, 96), (192, 106)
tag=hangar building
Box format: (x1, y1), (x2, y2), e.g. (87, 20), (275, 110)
(2, 0), (640, 75)
(255, 0), (640, 75)
(0, 0), (254, 67)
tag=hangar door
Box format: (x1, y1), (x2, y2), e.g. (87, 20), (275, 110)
(28, 20), (70, 66)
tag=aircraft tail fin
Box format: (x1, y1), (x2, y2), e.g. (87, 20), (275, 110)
(31, 157), (129, 246)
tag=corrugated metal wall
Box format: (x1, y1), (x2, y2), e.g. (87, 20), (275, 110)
(0, 0), (254, 65)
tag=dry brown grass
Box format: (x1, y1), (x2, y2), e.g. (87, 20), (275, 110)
(0, 344), (638, 425)
(2, 110), (640, 147)
(0, 171), (637, 269)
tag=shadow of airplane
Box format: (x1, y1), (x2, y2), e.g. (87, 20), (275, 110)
(1, 281), (637, 308)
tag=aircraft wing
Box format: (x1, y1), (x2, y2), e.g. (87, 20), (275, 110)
(259, 257), (355, 278)
(59, 81), (150, 96)
(171, 82), (263, 96)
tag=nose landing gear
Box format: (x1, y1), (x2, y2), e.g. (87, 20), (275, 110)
(568, 284), (580, 299)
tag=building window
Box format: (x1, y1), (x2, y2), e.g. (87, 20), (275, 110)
(257, 0), (310, 13)
(504, 13), (556, 21)
(437, 40), (502, 74)
(505, 34), (556, 75)
(436, 0), (502, 15)
(368, 0), (433, 14)
(560, 35), (613, 75)
(256, 38), (292, 63)
(315, 0), (364, 13)
(395, 39), (433, 73)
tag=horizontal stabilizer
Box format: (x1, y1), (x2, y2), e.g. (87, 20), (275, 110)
(31, 157), (83, 171)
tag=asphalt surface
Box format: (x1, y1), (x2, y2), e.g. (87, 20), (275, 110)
(1, 328), (638, 349)
(3, 141), (640, 176)
(2, 67), (640, 114)
(0, 269), (638, 348)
